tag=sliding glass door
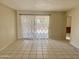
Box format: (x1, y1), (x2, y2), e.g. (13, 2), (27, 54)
(20, 15), (49, 39)
(35, 16), (49, 38)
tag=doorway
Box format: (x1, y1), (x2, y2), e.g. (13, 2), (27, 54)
(66, 16), (71, 40)
(20, 15), (49, 39)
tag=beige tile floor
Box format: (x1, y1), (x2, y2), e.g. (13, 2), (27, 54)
(0, 39), (79, 59)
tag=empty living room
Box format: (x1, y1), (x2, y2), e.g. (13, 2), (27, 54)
(0, 0), (79, 59)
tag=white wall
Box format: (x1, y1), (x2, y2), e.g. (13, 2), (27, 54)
(66, 16), (71, 27)
(0, 4), (16, 50)
(67, 7), (79, 49)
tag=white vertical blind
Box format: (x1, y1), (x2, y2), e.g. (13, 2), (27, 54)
(20, 15), (34, 38)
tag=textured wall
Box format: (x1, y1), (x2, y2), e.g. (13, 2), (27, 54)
(67, 7), (79, 49)
(0, 4), (16, 50)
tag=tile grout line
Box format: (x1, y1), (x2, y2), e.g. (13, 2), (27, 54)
(28, 40), (34, 59)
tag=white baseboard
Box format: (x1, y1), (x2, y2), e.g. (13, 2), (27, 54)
(0, 40), (16, 52)
(70, 42), (79, 49)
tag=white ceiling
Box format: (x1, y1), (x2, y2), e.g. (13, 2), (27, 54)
(0, 0), (79, 11)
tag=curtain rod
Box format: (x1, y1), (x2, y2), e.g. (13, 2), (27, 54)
(19, 14), (51, 16)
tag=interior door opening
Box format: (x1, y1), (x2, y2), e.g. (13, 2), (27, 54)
(20, 15), (49, 39)
(66, 16), (71, 40)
